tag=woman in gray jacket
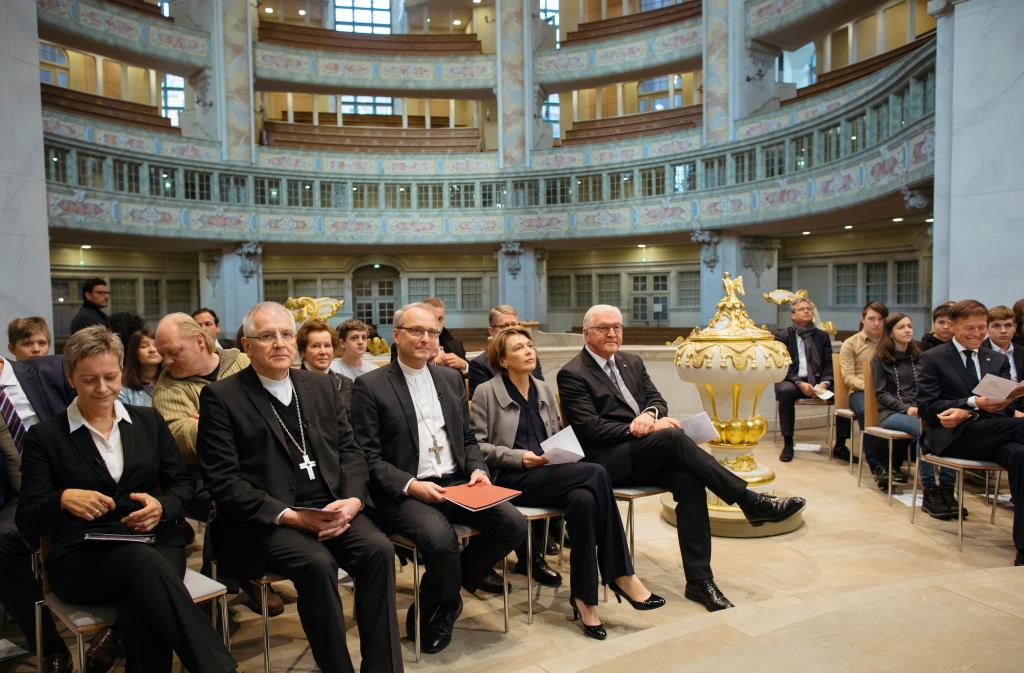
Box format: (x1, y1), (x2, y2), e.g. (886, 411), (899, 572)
(470, 327), (662, 640)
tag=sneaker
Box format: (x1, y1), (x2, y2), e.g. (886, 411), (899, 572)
(922, 487), (954, 520)
(832, 445), (857, 463)
(941, 487), (969, 519)
(872, 465), (890, 493)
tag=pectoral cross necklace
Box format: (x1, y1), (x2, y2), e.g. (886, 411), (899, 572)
(268, 381), (317, 480)
(409, 375), (443, 464)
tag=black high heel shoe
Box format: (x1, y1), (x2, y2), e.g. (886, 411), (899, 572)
(569, 598), (607, 640)
(609, 582), (666, 610)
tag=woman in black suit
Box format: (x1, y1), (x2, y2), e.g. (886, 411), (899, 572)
(16, 326), (236, 673)
(297, 319), (354, 419)
(470, 327), (664, 640)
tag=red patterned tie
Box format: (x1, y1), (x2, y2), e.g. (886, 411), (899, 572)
(0, 386), (27, 453)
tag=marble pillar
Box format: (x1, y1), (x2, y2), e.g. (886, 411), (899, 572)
(496, 242), (546, 324)
(701, 0), (730, 144)
(198, 242), (263, 337)
(693, 232), (779, 327)
(0, 0), (53, 327)
(929, 0), (1024, 305)
(496, 0), (529, 168)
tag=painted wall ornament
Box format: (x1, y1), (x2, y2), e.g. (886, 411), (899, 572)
(740, 237), (780, 286)
(236, 241), (263, 282)
(500, 241), (525, 278)
(691, 228), (722, 270)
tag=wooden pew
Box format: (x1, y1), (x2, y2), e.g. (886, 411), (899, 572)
(562, 104), (701, 145)
(258, 22), (482, 56)
(41, 83), (180, 135)
(564, 0), (701, 44)
(263, 120), (482, 153)
(781, 31), (935, 106)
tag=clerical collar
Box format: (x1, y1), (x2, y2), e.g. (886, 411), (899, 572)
(257, 370), (293, 405)
(398, 359), (429, 378)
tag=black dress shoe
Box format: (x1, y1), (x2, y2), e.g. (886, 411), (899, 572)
(1015, 549), (1023, 567)
(405, 601), (439, 641)
(514, 558), (563, 587)
(545, 537), (561, 556)
(43, 649), (72, 673)
(684, 580), (734, 612)
(421, 597), (462, 654)
(740, 493), (806, 526)
(608, 582), (665, 610)
(468, 570), (511, 596)
(84, 626), (121, 673)
(779, 445), (794, 462)
(569, 598), (606, 640)
(872, 465), (890, 493)
(941, 487), (968, 519)
(922, 487), (954, 520)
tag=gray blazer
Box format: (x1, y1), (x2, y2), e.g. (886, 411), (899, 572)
(470, 374), (562, 480)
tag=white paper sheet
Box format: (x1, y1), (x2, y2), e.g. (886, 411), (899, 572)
(972, 373), (1024, 401)
(815, 388), (835, 400)
(540, 425), (585, 464)
(892, 493), (923, 508)
(681, 412), (721, 445)
(793, 443), (821, 452)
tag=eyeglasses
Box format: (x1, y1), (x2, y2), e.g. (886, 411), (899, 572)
(395, 327), (441, 339)
(587, 324), (623, 334)
(246, 331), (296, 344)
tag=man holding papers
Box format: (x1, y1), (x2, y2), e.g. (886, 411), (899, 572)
(558, 305), (806, 612)
(352, 303), (526, 655)
(470, 327), (663, 639)
(917, 299), (1024, 566)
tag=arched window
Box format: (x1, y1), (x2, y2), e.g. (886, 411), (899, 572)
(39, 42), (69, 88)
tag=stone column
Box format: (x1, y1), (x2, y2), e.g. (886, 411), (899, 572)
(693, 232), (779, 326)
(198, 243), (263, 337)
(496, 0), (529, 168)
(929, 0), (1024, 304)
(0, 0), (53, 327)
(701, 0), (730, 144)
(496, 242), (547, 324)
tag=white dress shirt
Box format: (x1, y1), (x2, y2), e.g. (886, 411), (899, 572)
(399, 360), (457, 485)
(67, 398), (131, 483)
(330, 357), (377, 380)
(990, 342), (1019, 382)
(0, 357), (40, 430)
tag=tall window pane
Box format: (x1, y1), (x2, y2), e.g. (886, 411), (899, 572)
(864, 262), (888, 303)
(434, 278), (457, 307)
(597, 274), (621, 306)
(548, 276), (570, 309)
(895, 260), (919, 305)
(834, 264), (857, 305)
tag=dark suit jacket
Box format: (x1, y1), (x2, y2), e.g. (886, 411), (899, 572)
(774, 325), (834, 387)
(556, 348), (667, 480)
(10, 355), (76, 421)
(15, 405), (190, 566)
(467, 351), (544, 397)
(196, 366), (370, 576)
(351, 360), (488, 522)
(917, 342), (1013, 453)
(69, 301), (108, 334)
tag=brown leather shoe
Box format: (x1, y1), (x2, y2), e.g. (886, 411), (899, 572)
(243, 580), (285, 617)
(84, 626), (121, 673)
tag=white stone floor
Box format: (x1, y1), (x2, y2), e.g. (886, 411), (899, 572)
(4, 434), (1022, 673)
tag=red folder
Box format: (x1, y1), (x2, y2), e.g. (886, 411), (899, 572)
(442, 484), (521, 512)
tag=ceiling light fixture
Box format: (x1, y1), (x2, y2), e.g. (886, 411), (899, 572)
(801, 231), (811, 236)
(298, 8), (306, 15)
(637, 244), (647, 249)
(844, 225), (853, 230)
(452, 19), (462, 26)
(925, 217), (934, 223)
(80, 245), (92, 249)
(892, 217), (904, 222)
(264, 6), (273, 13)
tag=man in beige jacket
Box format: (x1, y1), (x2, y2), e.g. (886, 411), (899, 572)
(835, 301), (888, 482)
(153, 312), (284, 615)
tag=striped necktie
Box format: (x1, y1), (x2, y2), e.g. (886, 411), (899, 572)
(0, 385), (27, 453)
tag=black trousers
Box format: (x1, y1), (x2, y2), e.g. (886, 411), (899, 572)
(497, 462), (632, 605)
(0, 498), (64, 656)
(263, 514), (402, 673)
(607, 428), (748, 582)
(940, 417), (1024, 550)
(775, 379), (813, 439)
(47, 542), (235, 673)
(379, 480), (526, 612)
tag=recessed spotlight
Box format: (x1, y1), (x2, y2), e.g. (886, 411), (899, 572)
(844, 225), (853, 230)
(298, 9), (306, 16)
(263, 6), (273, 13)
(892, 217), (904, 222)
(373, 263), (381, 269)
(426, 17), (431, 22)
(473, 0), (481, 3)
(452, 19), (462, 26)
(637, 244), (647, 249)
(801, 231), (811, 236)
(925, 217), (934, 223)
(80, 244), (92, 249)
(850, 135), (857, 141)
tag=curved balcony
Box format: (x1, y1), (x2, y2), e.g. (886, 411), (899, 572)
(37, 0), (210, 75)
(534, 17), (702, 92)
(745, 0), (879, 49)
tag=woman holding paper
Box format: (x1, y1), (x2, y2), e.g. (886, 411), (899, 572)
(16, 326), (237, 673)
(471, 327), (664, 640)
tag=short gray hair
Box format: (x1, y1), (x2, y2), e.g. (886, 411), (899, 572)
(242, 302), (293, 337)
(488, 304), (519, 327)
(393, 302), (438, 329)
(582, 304), (622, 329)
(63, 326), (123, 378)
(791, 297), (815, 312)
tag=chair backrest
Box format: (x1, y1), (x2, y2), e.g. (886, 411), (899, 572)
(863, 362), (880, 427)
(832, 353), (850, 408)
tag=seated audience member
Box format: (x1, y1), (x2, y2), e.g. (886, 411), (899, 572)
(352, 303), (526, 654)
(467, 305), (544, 397)
(920, 301), (955, 351)
(365, 323), (391, 356)
(557, 305), (805, 611)
(985, 306), (1023, 384)
(16, 326), (236, 673)
(70, 277), (110, 334)
(107, 313), (145, 351)
(298, 319), (354, 416)
(119, 329), (162, 407)
(834, 301), (889, 463)
(391, 298), (468, 375)
(871, 314), (958, 514)
(331, 319), (378, 380)
(152, 314), (278, 612)
(192, 308), (232, 350)
(917, 299), (1024, 567)
(1013, 299), (1024, 348)
(198, 303), (402, 673)
(773, 298), (834, 462)
(471, 327), (663, 639)
(7, 316), (51, 359)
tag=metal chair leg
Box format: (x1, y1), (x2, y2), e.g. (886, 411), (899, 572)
(501, 556), (509, 634)
(627, 500), (636, 565)
(991, 471), (1001, 525)
(911, 459), (920, 523)
(413, 551), (421, 663)
(526, 519), (534, 625)
(557, 517), (567, 570)
(34, 601), (43, 673)
(957, 470), (965, 552)
(887, 438), (894, 505)
(261, 581), (271, 673)
(76, 634), (86, 673)
(221, 594), (231, 649)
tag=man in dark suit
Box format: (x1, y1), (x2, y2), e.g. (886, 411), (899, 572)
(352, 302), (526, 654)
(557, 305), (806, 611)
(0, 353), (76, 672)
(197, 302), (402, 673)
(773, 298), (834, 462)
(467, 305), (544, 397)
(917, 299), (1024, 566)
